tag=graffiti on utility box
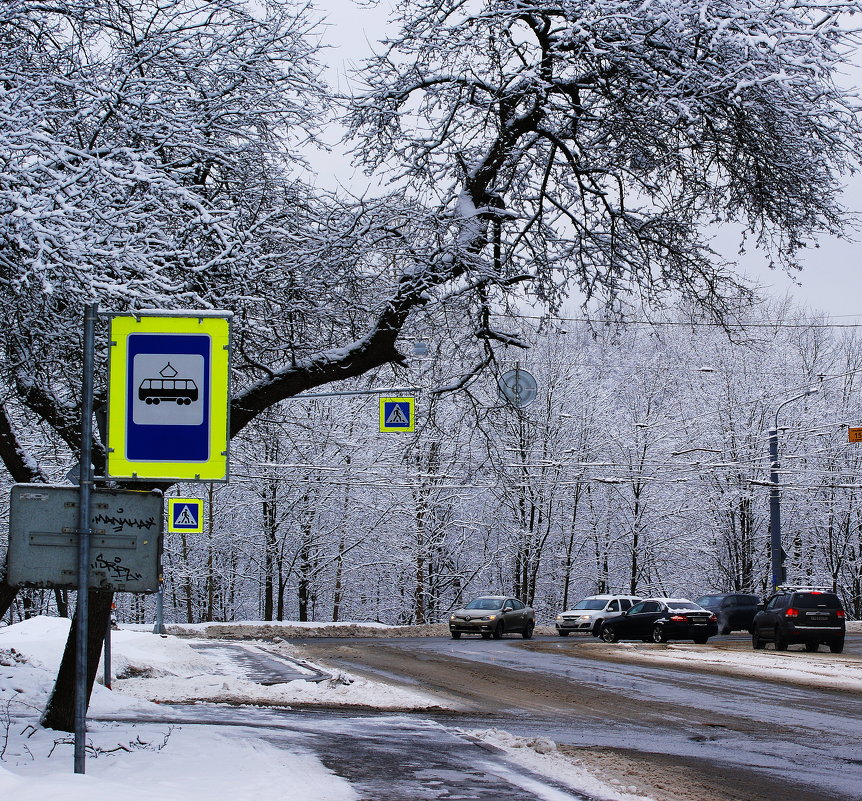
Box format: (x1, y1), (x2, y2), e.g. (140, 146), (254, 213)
(6, 485), (163, 593)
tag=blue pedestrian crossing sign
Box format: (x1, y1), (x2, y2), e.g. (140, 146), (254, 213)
(379, 397), (415, 432)
(168, 498), (204, 533)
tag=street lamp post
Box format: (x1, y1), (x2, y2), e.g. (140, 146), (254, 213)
(768, 387), (819, 591)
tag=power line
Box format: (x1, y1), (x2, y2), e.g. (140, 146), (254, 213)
(489, 312), (862, 329)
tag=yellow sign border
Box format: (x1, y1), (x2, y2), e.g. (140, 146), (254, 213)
(107, 314), (230, 481)
(167, 498), (205, 533)
(379, 397), (415, 432)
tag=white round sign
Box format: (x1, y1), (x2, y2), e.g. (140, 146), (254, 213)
(497, 368), (538, 408)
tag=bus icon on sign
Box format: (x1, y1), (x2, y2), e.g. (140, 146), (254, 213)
(139, 363), (199, 406)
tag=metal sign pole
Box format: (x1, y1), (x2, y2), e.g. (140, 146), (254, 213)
(74, 302), (97, 774)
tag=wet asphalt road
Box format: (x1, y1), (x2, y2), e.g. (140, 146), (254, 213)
(296, 634), (862, 801)
(100, 633), (862, 801)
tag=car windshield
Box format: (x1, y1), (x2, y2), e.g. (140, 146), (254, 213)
(667, 602), (701, 610)
(695, 596), (722, 607)
(572, 600), (607, 610)
(465, 598), (503, 610)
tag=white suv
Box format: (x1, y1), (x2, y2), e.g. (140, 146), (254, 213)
(555, 594), (642, 636)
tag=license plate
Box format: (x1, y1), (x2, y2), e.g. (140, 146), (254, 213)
(811, 615), (828, 621)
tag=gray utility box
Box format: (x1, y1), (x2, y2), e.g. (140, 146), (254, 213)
(7, 484), (163, 593)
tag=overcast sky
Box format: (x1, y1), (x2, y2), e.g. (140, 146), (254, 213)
(314, 0), (862, 320)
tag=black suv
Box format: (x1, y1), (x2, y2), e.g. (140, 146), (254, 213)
(751, 587), (845, 653)
(695, 593), (761, 635)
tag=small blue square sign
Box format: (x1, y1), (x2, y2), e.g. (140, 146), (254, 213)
(379, 397), (415, 432)
(168, 498), (204, 533)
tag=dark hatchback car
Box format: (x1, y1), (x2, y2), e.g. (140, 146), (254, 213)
(599, 598), (718, 644)
(751, 587), (845, 653)
(695, 593), (761, 635)
(449, 596), (535, 639)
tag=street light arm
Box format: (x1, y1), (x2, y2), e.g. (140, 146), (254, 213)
(773, 387), (819, 431)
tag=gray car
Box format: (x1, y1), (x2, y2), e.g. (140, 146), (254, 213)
(449, 596), (535, 639)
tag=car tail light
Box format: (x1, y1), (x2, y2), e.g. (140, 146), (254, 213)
(670, 615), (687, 622)
(837, 610), (846, 618)
(785, 608), (799, 618)
(709, 614), (717, 622)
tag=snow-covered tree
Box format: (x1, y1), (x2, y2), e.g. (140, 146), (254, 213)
(347, 0), (862, 322)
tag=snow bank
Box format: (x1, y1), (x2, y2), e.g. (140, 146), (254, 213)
(603, 640), (862, 692)
(0, 616), (448, 717)
(466, 729), (654, 801)
(162, 620), (451, 639)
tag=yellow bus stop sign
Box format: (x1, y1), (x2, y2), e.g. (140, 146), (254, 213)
(108, 312), (231, 482)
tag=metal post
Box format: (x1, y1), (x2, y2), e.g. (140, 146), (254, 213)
(74, 302), (97, 774)
(768, 386), (819, 593)
(768, 427), (782, 592)
(103, 624), (111, 690)
(154, 583), (165, 635)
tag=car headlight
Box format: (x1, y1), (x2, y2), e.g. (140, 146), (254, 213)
(556, 615), (563, 621)
(450, 615), (456, 621)
(577, 615), (591, 621)
(480, 614), (497, 621)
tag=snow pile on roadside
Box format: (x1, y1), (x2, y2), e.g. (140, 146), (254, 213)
(0, 617), (447, 716)
(466, 729), (654, 801)
(113, 665), (446, 710)
(0, 617), (155, 718)
(163, 620), (450, 639)
(607, 641), (862, 692)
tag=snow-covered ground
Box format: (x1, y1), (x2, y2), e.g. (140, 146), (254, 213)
(1, 616), (654, 801)
(0, 617), (365, 800)
(2, 616), (860, 800)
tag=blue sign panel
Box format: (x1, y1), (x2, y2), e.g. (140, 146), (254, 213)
(126, 333), (211, 462)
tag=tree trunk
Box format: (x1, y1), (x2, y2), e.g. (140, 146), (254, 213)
(54, 589), (69, 617)
(0, 580), (18, 621)
(332, 537), (345, 623)
(41, 591), (113, 732)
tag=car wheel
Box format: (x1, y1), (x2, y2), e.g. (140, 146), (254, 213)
(450, 631), (461, 639)
(522, 622), (534, 639)
(492, 622), (504, 640)
(829, 638), (845, 654)
(693, 637), (708, 644)
(774, 628), (788, 651)
(651, 624), (667, 644)
(592, 619), (604, 637)
(752, 631), (764, 650)
(719, 623), (732, 636)
(804, 642), (819, 652)
(557, 630), (569, 637)
(481, 632), (492, 639)
(600, 625), (618, 643)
